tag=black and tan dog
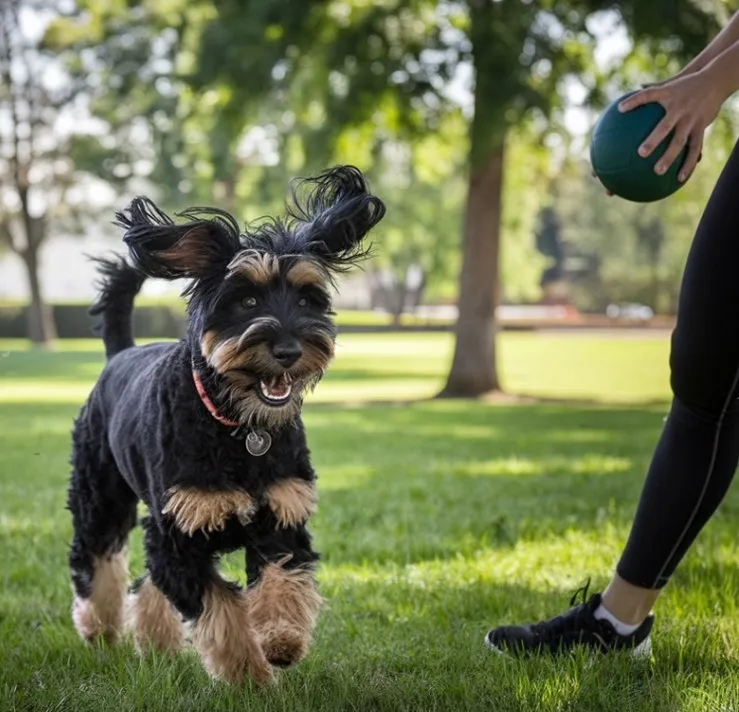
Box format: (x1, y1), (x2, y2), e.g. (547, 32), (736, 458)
(66, 166), (385, 685)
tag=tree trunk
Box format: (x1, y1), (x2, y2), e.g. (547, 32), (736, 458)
(438, 0), (509, 398)
(649, 262), (660, 314)
(438, 141), (505, 396)
(391, 278), (408, 327)
(21, 248), (56, 345)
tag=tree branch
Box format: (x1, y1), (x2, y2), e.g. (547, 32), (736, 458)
(0, 218), (21, 255)
(0, 3), (29, 203)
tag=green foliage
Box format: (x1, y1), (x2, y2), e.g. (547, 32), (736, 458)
(48, 0), (733, 321)
(49, 0), (240, 211)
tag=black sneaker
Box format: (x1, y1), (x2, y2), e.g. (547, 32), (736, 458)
(485, 585), (653, 658)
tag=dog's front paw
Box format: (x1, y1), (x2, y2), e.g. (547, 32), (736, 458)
(191, 582), (273, 687)
(256, 621), (309, 668)
(247, 563), (322, 668)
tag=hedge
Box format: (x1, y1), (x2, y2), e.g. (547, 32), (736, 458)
(0, 303), (457, 339)
(0, 303), (186, 339)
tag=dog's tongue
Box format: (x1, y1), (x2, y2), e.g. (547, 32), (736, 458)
(265, 375), (290, 397)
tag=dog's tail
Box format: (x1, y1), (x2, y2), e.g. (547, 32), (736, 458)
(89, 257), (146, 359)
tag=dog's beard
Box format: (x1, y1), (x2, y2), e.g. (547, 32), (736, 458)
(201, 319), (335, 429)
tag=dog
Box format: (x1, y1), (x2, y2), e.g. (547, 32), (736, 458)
(66, 165), (385, 686)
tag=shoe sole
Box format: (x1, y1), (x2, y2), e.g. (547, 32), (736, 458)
(484, 632), (652, 659)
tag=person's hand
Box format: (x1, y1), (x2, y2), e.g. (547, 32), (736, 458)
(617, 70), (724, 182)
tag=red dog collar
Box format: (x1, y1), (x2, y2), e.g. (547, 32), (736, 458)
(192, 369), (239, 427)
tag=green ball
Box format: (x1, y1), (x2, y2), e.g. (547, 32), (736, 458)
(589, 91), (688, 203)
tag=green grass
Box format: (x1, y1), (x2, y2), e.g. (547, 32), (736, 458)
(2, 332), (739, 711)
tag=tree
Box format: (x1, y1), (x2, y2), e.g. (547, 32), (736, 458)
(0, 0), (63, 343)
(190, 0), (723, 396)
(0, 0), (133, 344)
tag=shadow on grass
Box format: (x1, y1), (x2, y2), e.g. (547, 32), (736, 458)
(3, 572), (722, 712)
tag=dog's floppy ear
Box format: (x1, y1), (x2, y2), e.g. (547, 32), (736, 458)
(289, 166), (385, 271)
(114, 197), (242, 280)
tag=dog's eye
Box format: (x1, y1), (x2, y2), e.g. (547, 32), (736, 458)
(298, 298), (308, 307)
(242, 296), (258, 309)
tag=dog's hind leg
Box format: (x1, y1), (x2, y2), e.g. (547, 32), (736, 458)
(126, 574), (184, 653)
(67, 413), (137, 644)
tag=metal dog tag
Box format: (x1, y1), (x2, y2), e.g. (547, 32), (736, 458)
(245, 430), (271, 456)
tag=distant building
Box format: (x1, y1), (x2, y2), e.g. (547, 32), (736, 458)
(0, 234), (373, 308)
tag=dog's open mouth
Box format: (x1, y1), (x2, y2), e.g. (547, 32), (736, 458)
(257, 374), (293, 406)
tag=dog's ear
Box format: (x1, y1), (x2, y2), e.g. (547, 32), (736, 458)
(289, 166), (385, 270)
(114, 197), (242, 280)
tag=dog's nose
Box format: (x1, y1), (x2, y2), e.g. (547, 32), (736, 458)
(271, 339), (302, 367)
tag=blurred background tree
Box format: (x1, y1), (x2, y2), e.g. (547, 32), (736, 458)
(0, 0), (88, 344)
(184, 0), (726, 396)
(2, 0), (736, 392)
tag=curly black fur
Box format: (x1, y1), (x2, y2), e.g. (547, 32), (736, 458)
(114, 197), (242, 283)
(67, 165), (385, 681)
(88, 257), (146, 359)
(288, 165), (386, 268)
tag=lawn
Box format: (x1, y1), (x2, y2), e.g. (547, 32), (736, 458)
(2, 332), (739, 711)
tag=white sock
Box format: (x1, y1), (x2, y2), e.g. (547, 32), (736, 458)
(593, 603), (642, 636)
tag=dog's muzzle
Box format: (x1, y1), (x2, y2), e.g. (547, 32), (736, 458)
(257, 374), (294, 406)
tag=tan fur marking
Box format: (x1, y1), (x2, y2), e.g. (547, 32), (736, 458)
(200, 329), (219, 359)
(301, 339), (335, 374)
(211, 338), (242, 373)
(192, 580), (272, 686)
(228, 250), (279, 285)
(126, 577), (183, 652)
(247, 563), (322, 667)
(72, 548), (128, 644)
(162, 488), (257, 536)
(286, 260), (330, 291)
(152, 227), (215, 274)
(265, 479), (317, 528)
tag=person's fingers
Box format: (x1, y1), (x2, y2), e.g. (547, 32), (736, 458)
(619, 87), (660, 113)
(678, 131), (704, 182)
(654, 124), (690, 175)
(590, 167), (612, 195)
(638, 116), (677, 159)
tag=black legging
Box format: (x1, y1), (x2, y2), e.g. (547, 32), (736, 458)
(617, 140), (739, 589)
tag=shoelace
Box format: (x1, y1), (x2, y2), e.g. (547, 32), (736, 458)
(569, 578), (592, 607)
(527, 579), (597, 643)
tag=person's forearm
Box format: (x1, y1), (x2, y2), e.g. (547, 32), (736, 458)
(704, 38), (739, 102)
(678, 11), (739, 77)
